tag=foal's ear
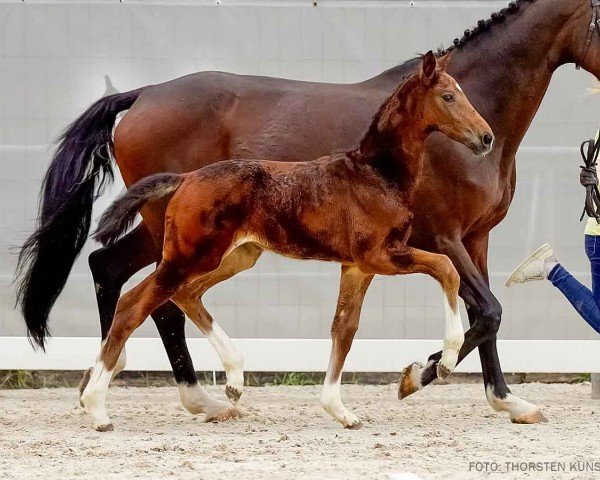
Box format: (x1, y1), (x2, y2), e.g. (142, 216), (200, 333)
(436, 52), (450, 72)
(420, 50), (438, 85)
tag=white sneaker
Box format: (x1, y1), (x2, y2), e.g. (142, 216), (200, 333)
(505, 243), (558, 287)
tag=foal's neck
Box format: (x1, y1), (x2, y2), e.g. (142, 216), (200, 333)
(350, 81), (429, 195)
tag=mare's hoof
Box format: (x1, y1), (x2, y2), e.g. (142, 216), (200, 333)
(205, 406), (240, 423)
(511, 410), (548, 424)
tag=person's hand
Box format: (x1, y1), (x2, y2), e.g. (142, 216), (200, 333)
(580, 166), (598, 187)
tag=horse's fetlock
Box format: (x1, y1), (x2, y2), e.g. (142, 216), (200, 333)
(444, 332), (464, 351)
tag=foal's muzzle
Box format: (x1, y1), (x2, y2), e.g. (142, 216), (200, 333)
(469, 132), (494, 155)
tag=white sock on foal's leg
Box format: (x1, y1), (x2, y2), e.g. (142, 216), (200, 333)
(206, 322), (244, 404)
(79, 343), (127, 405)
(320, 364), (362, 429)
(437, 295), (465, 380)
(80, 359), (115, 431)
(113, 346), (127, 377)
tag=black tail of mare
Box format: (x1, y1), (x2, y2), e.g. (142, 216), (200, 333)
(16, 89), (142, 349)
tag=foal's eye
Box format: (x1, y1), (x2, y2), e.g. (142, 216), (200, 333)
(442, 94), (455, 103)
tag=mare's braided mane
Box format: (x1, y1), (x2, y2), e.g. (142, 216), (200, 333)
(439, 0), (535, 55)
(396, 1), (536, 83)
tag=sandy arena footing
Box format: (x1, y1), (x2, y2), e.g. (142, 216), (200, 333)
(1, 382), (599, 480)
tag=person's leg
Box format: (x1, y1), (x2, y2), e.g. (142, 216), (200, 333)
(505, 243), (557, 286)
(587, 235), (600, 297)
(546, 236), (600, 334)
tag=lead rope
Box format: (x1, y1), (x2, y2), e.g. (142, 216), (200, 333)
(579, 136), (600, 223)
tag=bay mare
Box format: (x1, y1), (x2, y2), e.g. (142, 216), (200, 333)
(80, 53), (493, 431)
(17, 0), (600, 424)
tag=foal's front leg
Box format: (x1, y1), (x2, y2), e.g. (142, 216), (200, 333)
(385, 247), (464, 389)
(321, 266), (373, 429)
(398, 239), (546, 423)
(173, 243), (263, 407)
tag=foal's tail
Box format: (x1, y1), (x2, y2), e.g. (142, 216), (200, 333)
(93, 173), (184, 247)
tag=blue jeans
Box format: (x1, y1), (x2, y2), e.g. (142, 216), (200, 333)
(548, 235), (600, 334)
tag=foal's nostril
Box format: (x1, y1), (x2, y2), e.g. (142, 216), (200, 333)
(482, 133), (494, 148)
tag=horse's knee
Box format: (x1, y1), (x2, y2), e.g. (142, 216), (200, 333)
(438, 255), (460, 295)
(473, 298), (502, 337)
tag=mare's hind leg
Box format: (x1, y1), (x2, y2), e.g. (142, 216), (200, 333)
(173, 243), (263, 408)
(321, 266), (373, 429)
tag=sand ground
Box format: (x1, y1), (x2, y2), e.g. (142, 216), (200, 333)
(1, 383), (599, 480)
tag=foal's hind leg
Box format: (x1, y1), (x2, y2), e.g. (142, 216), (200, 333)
(81, 264), (183, 431)
(321, 266), (373, 429)
(81, 225), (156, 403)
(173, 243), (262, 408)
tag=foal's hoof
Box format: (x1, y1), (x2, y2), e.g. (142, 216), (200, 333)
(511, 410), (548, 424)
(94, 423), (114, 432)
(398, 362), (423, 400)
(205, 405), (240, 423)
(436, 362), (452, 381)
(225, 384), (242, 405)
(78, 368), (93, 407)
(344, 421), (363, 430)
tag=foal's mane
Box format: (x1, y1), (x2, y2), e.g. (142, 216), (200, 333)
(353, 74), (422, 159)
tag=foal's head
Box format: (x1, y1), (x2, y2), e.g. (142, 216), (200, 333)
(379, 51), (494, 156)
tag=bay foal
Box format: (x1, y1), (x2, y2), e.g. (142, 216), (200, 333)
(82, 52), (493, 431)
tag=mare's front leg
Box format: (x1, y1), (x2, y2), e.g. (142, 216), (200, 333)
(466, 235), (547, 423)
(321, 266), (373, 429)
(398, 238), (546, 424)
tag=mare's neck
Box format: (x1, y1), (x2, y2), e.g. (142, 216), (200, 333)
(445, 1), (578, 158)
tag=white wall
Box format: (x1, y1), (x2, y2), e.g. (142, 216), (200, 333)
(0, 1), (599, 343)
